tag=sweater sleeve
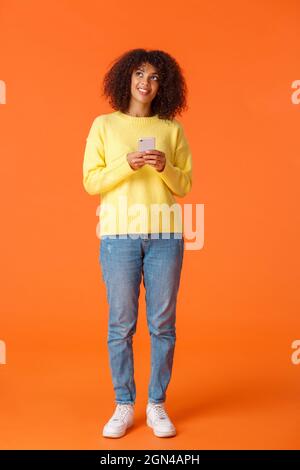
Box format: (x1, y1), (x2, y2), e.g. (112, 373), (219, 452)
(82, 116), (136, 195)
(157, 123), (193, 197)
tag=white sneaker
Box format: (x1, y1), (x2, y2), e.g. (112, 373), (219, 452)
(146, 402), (176, 437)
(102, 403), (134, 438)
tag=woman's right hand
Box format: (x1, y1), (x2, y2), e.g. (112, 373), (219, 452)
(127, 151), (146, 171)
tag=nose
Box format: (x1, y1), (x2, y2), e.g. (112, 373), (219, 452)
(140, 79), (151, 88)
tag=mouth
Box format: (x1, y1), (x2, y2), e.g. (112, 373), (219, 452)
(138, 88), (150, 96)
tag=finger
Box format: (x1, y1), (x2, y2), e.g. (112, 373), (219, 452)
(143, 155), (158, 161)
(144, 153), (163, 161)
(145, 150), (160, 155)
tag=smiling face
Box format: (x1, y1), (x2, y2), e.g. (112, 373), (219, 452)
(130, 62), (160, 105)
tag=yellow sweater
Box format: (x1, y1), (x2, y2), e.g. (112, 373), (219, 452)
(82, 110), (193, 237)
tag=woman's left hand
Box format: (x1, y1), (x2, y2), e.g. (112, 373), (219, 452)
(143, 150), (166, 172)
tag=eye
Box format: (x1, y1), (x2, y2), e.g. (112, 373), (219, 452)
(135, 71), (159, 80)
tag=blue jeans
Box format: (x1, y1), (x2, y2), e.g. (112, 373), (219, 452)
(99, 232), (184, 405)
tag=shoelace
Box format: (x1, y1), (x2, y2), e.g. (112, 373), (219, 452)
(111, 404), (133, 423)
(149, 404), (169, 421)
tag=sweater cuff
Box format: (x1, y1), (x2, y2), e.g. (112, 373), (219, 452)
(158, 157), (174, 181)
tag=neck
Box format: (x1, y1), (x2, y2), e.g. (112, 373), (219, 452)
(125, 101), (153, 117)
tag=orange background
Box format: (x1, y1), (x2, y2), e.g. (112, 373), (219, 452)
(0, 0), (300, 450)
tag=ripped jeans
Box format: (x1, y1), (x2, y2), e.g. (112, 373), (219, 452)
(99, 232), (184, 405)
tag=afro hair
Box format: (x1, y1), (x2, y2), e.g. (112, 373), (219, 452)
(102, 48), (188, 121)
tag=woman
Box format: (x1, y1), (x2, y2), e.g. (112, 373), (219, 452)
(83, 48), (193, 438)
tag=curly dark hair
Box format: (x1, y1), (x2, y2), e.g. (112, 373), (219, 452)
(102, 48), (188, 121)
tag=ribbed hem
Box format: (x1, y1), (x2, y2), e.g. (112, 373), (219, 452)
(114, 110), (160, 126)
(100, 232), (183, 239)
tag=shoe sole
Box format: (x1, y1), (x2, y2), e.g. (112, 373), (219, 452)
(102, 421), (133, 439)
(146, 417), (176, 437)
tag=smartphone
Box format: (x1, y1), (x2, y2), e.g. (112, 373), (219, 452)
(138, 137), (156, 152)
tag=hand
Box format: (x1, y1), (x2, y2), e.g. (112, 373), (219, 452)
(143, 150), (166, 172)
(126, 151), (147, 171)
